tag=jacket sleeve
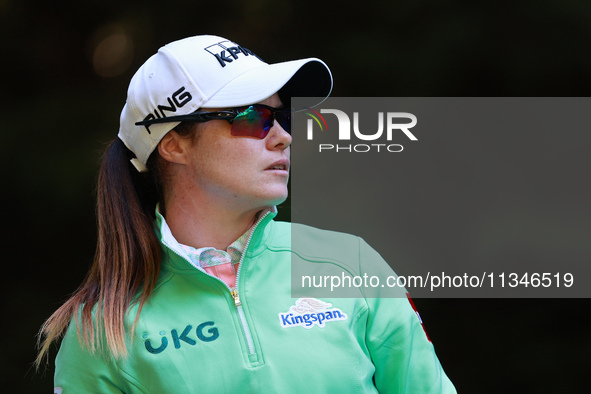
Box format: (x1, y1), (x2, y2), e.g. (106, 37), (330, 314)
(54, 320), (127, 393)
(359, 239), (456, 394)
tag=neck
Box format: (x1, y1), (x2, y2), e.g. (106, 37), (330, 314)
(162, 194), (267, 251)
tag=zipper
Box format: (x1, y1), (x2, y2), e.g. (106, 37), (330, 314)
(232, 291), (255, 354)
(228, 211), (271, 354)
(161, 210), (271, 356)
(231, 289), (241, 306)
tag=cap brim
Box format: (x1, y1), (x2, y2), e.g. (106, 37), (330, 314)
(202, 58), (332, 109)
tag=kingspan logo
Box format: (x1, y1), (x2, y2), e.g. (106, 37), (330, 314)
(304, 107), (418, 153)
(278, 298), (348, 329)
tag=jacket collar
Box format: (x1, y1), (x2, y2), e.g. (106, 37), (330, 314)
(154, 205), (278, 271)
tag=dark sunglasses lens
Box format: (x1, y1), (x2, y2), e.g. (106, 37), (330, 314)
(231, 106), (271, 138)
(276, 109), (291, 133)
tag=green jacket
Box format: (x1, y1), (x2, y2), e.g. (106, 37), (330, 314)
(55, 211), (455, 393)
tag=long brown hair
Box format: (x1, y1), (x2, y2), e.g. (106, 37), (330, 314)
(36, 138), (163, 366)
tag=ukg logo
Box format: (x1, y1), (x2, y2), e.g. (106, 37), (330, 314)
(305, 107), (418, 153)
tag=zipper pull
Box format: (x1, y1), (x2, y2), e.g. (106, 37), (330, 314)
(231, 289), (242, 306)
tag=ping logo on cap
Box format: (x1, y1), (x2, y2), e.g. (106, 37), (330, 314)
(204, 40), (263, 67)
(139, 86), (193, 134)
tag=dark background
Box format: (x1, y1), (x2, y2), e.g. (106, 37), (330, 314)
(2, 0), (590, 392)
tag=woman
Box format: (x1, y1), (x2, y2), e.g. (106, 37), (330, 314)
(38, 35), (455, 393)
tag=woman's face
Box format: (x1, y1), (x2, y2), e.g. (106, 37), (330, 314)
(176, 93), (291, 211)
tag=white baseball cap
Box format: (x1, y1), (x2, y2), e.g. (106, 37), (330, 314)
(118, 35), (333, 172)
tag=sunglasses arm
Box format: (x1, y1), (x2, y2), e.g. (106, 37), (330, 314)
(134, 110), (237, 127)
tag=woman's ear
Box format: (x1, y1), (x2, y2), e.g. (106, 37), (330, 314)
(158, 131), (189, 165)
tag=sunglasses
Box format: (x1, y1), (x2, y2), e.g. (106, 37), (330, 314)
(135, 104), (291, 139)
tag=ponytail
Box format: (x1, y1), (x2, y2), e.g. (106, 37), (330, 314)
(36, 138), (162, 366)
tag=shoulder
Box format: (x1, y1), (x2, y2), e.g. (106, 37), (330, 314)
(267, 221), (387, 272)
(55, 319), (128, 392)
(268, 220), (405, 298)
(269, 221), (363, 256)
